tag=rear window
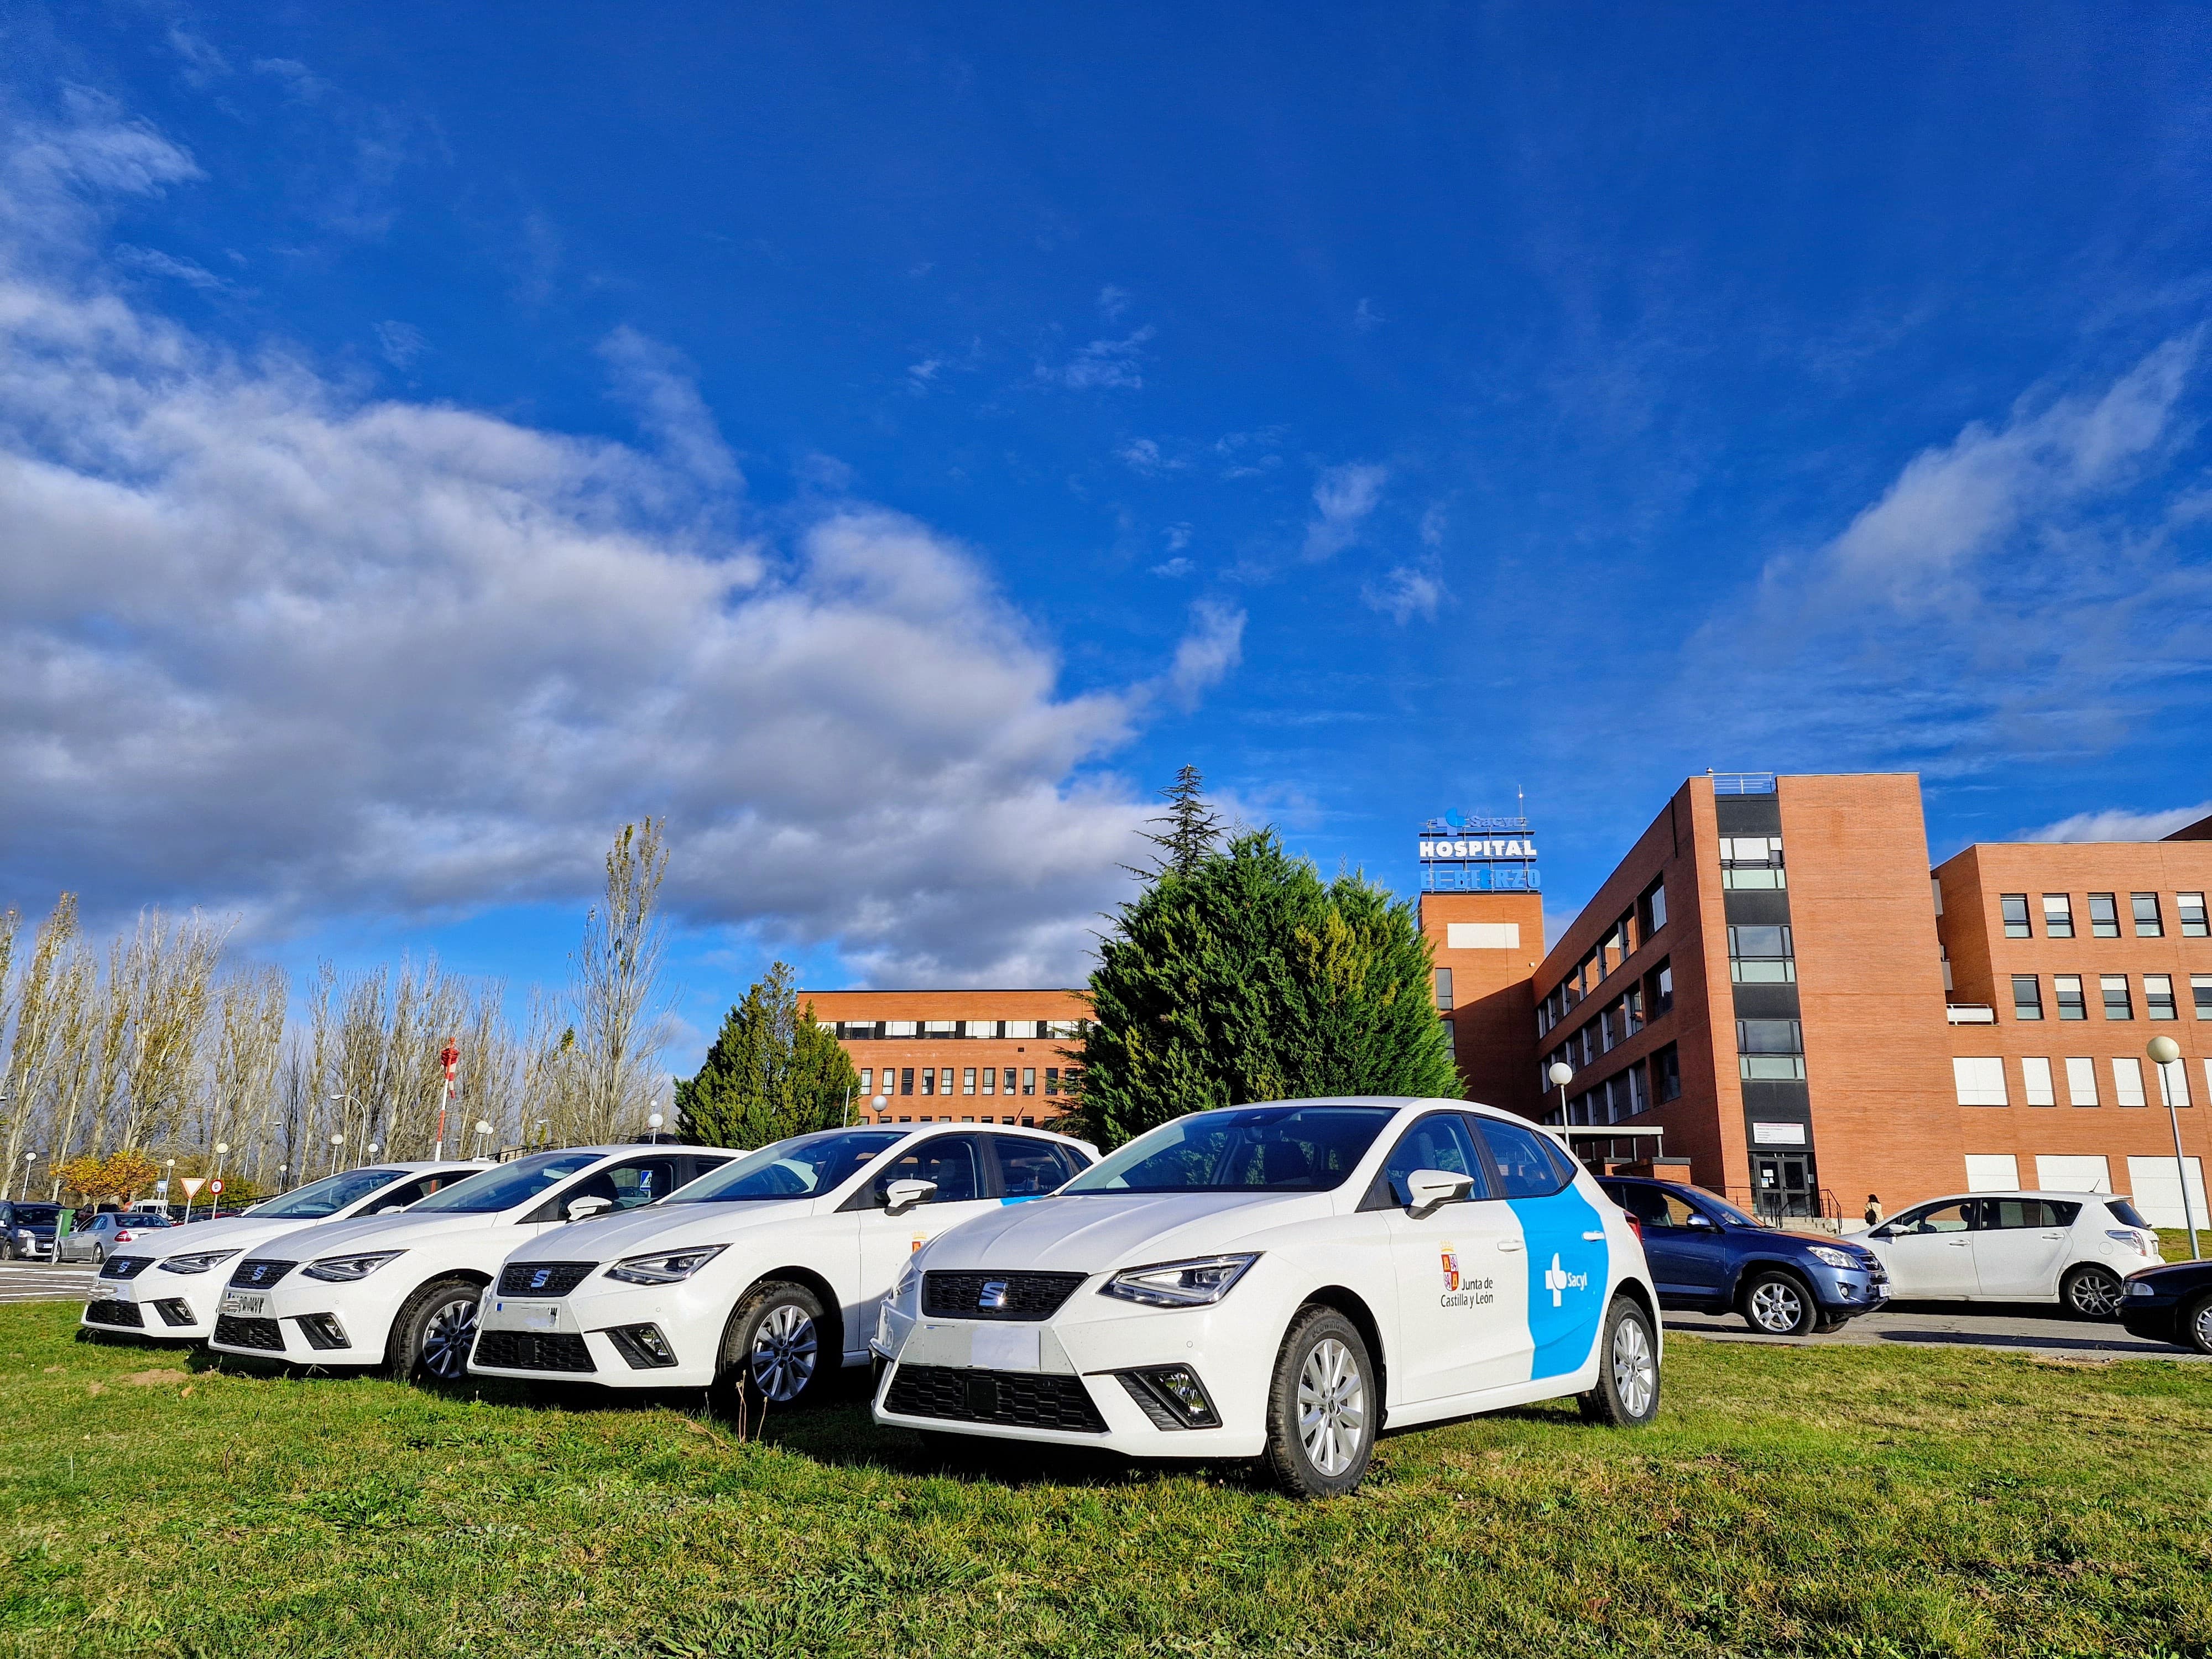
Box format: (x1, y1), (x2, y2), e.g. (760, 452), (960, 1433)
(2106, 1198), (2151, 1229)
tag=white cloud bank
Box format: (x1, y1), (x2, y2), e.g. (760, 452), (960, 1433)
(0, 101), (1235, 985)
(2023, 803), (2212, 843)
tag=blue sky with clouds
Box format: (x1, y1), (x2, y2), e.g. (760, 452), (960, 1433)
(4, 4), (2211, 1063)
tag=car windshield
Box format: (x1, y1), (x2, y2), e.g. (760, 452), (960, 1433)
(2106, 1198), (2151, 1228)
(1063, 1105), (1394, 1194)
(668, 1129), (905, 1203)
(406, 1151), (603, 1214)
(1696, 1193), (1760, 1228)
(11, 1206), (60, 1224)
(247, 1168), (412, 1220)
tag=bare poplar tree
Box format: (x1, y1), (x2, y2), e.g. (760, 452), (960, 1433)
(108, 910), (226, 1151)
(206, 966), (287, 1167)
(2, 896), (77, 1188)
(567, 819), (672, 1143)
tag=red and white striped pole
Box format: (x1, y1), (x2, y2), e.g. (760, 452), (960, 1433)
(434, 1044), (458, 1158)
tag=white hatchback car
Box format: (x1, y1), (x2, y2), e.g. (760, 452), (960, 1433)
(82, 1162), (486, 1342)
(870, 1097), (1661, 1496)
(469, 1123), (1095, 1408)
(1847, 1191), (2163, 1318)
(207, 1145), (735, 1380)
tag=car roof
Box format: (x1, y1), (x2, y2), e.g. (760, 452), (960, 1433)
(1904, 1191), (2115, 1204)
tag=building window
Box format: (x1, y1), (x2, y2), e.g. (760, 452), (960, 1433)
(2088, 893), (2120, 937)
(1001, 1068), (1017, 1094)
(2195, 975), (2212, 1020)
(1021, 1068), (1036, 1096)
(2064, 1057), (2098, 1107)
(1648, 962), (1674, 1017)
(981, 1067), (995, 1095)
(1626, 1063), (1648, 1115)
(2054, 975), (2086, 1020)
(1600, 1006), (1619, 1052)
(1719, 836), (1786, 890)
(2000, 894), (2032, 938)
(962, 1068), (977, 1095)
(1652, 1043), (1681, 1102)
(884, 1020), (918, 1037)
(2146, 975), (2178, 1021)
(1642, 878), (1668, 936)
(1953, 1057), (2008, 1107)
(1728, 925), (1796, 983)
(900, 1068), (915, 1095)
(1736, 1019), (1805, 1080)
(920, 1069), (936, 1097)
(1045, 1067), (1061, 1095)
(2011, 975), (2043, 1021)
(2154, 1058), (2193, 1109)
(1624, 985), (1645, 1034)
(2179, 892), (2209, 938)
(2042, 894), (2074, 937)
(2022, 1056), (2056, 1107)
(1433, 968), (1453, 1011)
(858, 1068), (873, 1095)
(2131, 893), (2163, 938)
(2101, 975), (2133, 1020)
(2112, 1057), (2148, 1108)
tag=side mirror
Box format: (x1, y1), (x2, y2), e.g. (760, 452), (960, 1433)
(565, 1195), (614, 1222)
(373, 1205), (406, 1216)
(1404, 1168), (1474, 1215)
(883, 1178), (937, 1215)
(1683, 1213), (1715, 1230)
(1868, 1225), (1895, 1240)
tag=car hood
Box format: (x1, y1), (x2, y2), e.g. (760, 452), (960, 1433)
(920, 1190), (1332, 1275)
(1763, 1227), (1875, 1257)
(245, 1210), (496, 1262)
(502, 1199), (816, 1264)
(138, 1214), (325, 1259)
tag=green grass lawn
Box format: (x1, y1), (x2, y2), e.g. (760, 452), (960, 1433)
(1, 1302), (2207, 1659)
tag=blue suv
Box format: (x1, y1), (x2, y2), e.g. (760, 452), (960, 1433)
(1599, 1176), (1887, 1335)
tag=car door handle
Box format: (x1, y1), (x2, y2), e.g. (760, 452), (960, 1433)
(1496, 1239), (1523, 1253)
(1947, 1240), (1969, 1248)
(1582, 1230), (1606, 1241)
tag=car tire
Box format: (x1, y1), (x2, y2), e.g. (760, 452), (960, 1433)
(2180, 1293), (2212, 1357)
(388, 1276), (484, 1383)
(90, 1245), (105, 1265)
(0, 1237), (15, 1262)
(2060, 1264), (2125, 1321)
(711, 1280), (830, 1418)
(1742, 1270), (1815, 1336)
(1812, 1313), (1850, 1335)
(1577, 1294), (1662, 1427)
(1261, 1304), (1376, 1499)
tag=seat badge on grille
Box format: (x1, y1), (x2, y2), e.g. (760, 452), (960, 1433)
(529, 1267), (552, 1291)
(978, 1279), (1010, 1311)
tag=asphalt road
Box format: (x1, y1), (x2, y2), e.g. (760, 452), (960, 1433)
(1668, 1301), (2207, 1360)
(0, 1261), (100, 1303)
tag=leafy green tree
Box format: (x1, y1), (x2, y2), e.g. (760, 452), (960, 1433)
(675, 963), (860, 1149)
(1070, 830), (1461, 1147)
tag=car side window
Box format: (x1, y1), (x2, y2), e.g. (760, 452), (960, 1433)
(1890, 1201), (1975, 1235)
(1474, 1118), (1571, 1199)
(992, 1136), (1076, 1198)
(1379, 1113), (1489, 1207)
(559, 1159), (681, 1214)
(1985, 1198), (2080, 1229)
(377, 1175), (452, 1209)
(872, 1135), (987, 1204)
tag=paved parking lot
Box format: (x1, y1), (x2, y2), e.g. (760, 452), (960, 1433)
(1668, 1301), (2208, 1360)
(0, 1262), (98, 1303)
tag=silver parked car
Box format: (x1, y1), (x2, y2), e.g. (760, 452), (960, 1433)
(57, 1211), (174, 1264)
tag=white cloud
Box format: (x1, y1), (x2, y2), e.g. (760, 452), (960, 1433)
(1303, 461), (1387, 560)
(1364, 564), (1444, 624)
(252, 58), (331, 103)
(166, 26), (232, 87)
(1353, 297), (1384, 332)
(2022, 803), (2212, 843)
(1117, 436), (1182, 476)
(112, 243), (234, 294)
(1039, 327), (1154, 392)
(1097, 284), (1131, 321)
(0, 101), (1246, 986)
(376, 319), (427, 370)
(1149, 558), (1191, 579)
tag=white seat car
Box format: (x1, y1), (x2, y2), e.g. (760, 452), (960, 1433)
(469, 1123), (1095, 1408)
(1847, 1191), (2164, 1318)
(207, 1144), (734, 1380)
(82, 1162), (486, 1342)
(870, 1097), (1661, 1497)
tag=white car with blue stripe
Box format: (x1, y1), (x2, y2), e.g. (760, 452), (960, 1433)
(869, 1097), (1661, 1496)
(468, 1123), (1097, 1408)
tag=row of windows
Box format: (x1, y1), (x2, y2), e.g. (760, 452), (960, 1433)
(857, 1066), (1058, 1099)
(1546, 1042), (1682, 1126)
(1998, 890), (2208, 940)
(1535, 878), (1668, 1036)
(828, 1019), (1086, 1041)
(868, 1114), (1046, 1128)
(2010, 973), (2212, 1022)
(1540, 963), (1673, 1084)
(1953, 1054), (2204, 1109)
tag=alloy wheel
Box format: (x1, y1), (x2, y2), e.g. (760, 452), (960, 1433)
(2067, 1269), (2122, 1319)
(1296, 1336), (1365, 1476)
(420, 1296), (478, 1380)
(1611, 1314), (1657, 1418)
(1749, 1279), (1804, 1333)
(2191, 1299), (2212, 1355)
(748, 1302), (818, 1402)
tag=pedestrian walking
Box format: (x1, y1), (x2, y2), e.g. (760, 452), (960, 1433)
(1863, 1193), (1884, 1228)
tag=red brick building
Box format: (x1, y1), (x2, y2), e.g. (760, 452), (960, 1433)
(802, 988), (1087, 1126)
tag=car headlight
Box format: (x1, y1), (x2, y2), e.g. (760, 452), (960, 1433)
(302, 1250), (406, 1282)
(1807, 1246), (1859, 1270)
(605, 1245), (727, 1286)
(2127, 1280), (2156, 1297)
(1099, 1254), (1259, 1308)
(158, 1249), (241, 1275)
(890, 1254), (922, 1303)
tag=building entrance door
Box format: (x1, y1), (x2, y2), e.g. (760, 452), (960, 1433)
(1749, 1152), (1817, 1223)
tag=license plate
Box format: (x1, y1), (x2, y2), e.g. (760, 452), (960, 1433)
(222, 1291), (269, 1316)
(495, 1301), (561, 1332)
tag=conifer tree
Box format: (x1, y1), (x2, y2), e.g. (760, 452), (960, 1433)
(1133, 764), (1224, 878)
(1070, 830), (1461, 1147)
(675, 963), (859, 1149)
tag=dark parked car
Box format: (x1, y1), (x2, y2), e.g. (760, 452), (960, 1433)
(0, 1201), (66, 1261)
(2120, 1259), (2212, 1355)
(1599, 1176), (1888, 1335)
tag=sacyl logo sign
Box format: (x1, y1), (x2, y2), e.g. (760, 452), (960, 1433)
(1543, 1253), (1588, 1308)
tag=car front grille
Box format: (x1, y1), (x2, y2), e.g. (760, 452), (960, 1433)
(472, 1329), (597, 1373)
(495, 1261), (598, 1298)
(214, 1314), (285, 1350)
(99, 1255), (154, 1280)
(84, 1298), (144, 1328)
(884, 1364), (1107, 1433)
(921, 1271), (1089, 1322)
(228, 1259), (296, 1289)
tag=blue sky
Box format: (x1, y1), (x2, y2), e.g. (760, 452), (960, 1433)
(3, 4), (2211, 1065)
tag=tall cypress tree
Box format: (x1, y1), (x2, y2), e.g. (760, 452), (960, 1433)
(675, 963), (860, 1149)
(1070, 830), (1461, 1148)
(1131, 764), (1224, 878)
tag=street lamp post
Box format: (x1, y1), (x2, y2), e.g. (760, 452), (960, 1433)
(327, 1133), (345, 1178)
(2148, 1036), (2201, 1261)
(472, 1120), (492, 1157)
(5, 1148), (30, 1203)
(872, 1093), (888, 1123)
(645, 1113), (664, 1146)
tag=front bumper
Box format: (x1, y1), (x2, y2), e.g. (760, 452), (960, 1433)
(80, 1271), (211, 1338)
(1809, 1263), (1889, 1314)
(205, 1277), (407, 1365)
(468, 1280), (724, 1387)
